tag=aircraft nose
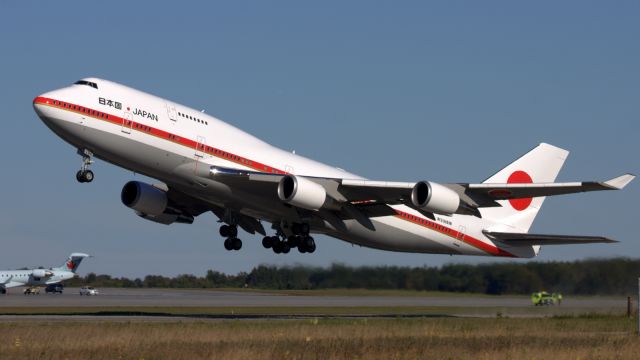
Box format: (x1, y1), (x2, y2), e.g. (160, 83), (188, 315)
(33, 91), (61, 127)
(33, 95), (50, 121)
(33, 92), (54, 112)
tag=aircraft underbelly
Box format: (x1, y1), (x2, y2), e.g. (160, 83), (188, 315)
(331, 217), (483, 255)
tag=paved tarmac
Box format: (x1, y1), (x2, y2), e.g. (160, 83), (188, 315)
(0, 288), (626, 310)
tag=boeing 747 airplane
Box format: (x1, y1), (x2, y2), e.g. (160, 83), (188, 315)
(33, 78), (634, 258)
(0, 253), (89, 294)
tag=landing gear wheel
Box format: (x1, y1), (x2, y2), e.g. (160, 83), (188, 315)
(299, 236), (315, 253)
(281, 242), (291, 254)
(224, 239), (233, 251)
(82, 170), (94, 183)
(76, 170), (94, 183)
(262, 236), (274, 249)
(232, 238), (242, 250)
(273, 242), (282, 254)
(220, 225), (230, 237)
(76, 148), (95, 183)
(303, 236), (315, 249)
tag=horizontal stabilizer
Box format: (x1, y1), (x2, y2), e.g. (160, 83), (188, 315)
(604, 173), (636, 190)
(484, 231), (618, 246)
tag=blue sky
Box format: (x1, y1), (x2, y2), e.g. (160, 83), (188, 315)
(0, 1), (638, 277)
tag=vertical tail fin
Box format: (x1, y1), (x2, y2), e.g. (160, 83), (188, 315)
(58, 253), (90, 273)
(480, 143), (569, 233)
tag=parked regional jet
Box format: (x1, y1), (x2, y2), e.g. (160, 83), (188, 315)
(0, 253), (90, 294)
(33, 78), (634, 258)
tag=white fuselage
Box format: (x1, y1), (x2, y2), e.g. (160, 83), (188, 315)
(0, 270), (73, 289)
(33, 78), (534, 258)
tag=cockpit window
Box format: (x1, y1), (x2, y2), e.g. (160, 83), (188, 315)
(74, 80), (98, 89)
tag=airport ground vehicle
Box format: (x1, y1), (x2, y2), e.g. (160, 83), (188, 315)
(23, 287), (40, 295)
(532, 291), (563, 305)
(79, 286), (99, 296)
(45, 283), (64, 294)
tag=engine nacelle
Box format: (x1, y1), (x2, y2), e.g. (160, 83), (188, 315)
(32, 269), (49, 278)
(277, 175), (327, 211)
(135, 211), (194, 225)
(121, 181), (168, 216)
(411, 181), (461, 214)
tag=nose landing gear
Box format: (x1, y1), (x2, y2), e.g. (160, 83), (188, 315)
(76, 149), (94, 183)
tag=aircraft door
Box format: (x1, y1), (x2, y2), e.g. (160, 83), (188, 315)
(193, 136), (207, 173)
(166, 102), (178, 121)
(195, 136), (206, 158)
(456, 225), (466, 246)
(121, 112), (133, 134)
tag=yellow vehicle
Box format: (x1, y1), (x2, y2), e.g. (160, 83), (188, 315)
(531, 291), (562, 306)
(23, 287), (40, 295)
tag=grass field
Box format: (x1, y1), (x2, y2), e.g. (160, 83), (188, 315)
(1, 316), (638, 359)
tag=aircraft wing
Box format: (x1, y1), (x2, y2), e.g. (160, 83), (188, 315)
(162, 183), (212, 218)
(207, 166), (634, 216)
(483, 231), (618, 246)
(340, 174), (635, 206)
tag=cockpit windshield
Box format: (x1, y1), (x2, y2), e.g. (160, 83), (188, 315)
(74, 80), (98, 89)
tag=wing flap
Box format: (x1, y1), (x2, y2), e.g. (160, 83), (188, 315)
(484, 231), (618, 246)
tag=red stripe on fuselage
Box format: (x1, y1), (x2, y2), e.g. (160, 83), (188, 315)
(33, 96), (287, 175)
(394, 210), (516, 257)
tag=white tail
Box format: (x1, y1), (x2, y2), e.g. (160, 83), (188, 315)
(56, 253), (90, 273)
(480, 143), (569, 233)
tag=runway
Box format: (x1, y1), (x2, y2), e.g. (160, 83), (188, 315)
(0, 288), (625, 311)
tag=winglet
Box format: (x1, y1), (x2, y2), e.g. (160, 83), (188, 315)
(604, 173), (635, 190)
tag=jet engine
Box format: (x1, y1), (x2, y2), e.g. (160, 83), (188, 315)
(277, 175), (327, 211)
(32, 269), (50, 278)
(121, 181), (193, 225)
(121, 181), (168, 215)
(411, 181), (461, 214)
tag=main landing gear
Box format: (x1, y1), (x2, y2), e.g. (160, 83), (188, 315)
(220, 224), (242, 251)
(76, 149), (94, 183)
(262, 223), (316, 254)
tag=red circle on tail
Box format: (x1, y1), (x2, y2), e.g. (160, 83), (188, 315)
(66, 261), (75, 270)
(507, 171), (533, 211)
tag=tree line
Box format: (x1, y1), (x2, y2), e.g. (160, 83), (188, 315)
(64, 258), (640, 295)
